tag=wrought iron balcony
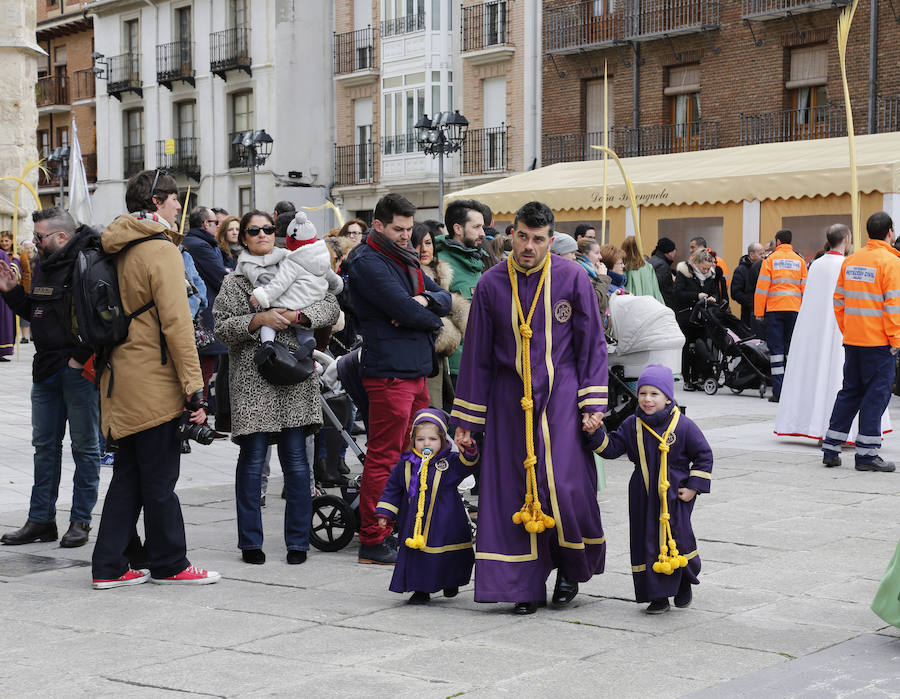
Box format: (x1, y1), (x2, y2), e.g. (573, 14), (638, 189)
(333, 27), (377, 77)
(157, 41), (195, 89)
(210, 27), (251, 80)
(380, 13), (425, 37)
(742, 0), (850, 20)
(462, 1), (510, 52)
(334, 142), (376, 186)
(36, 74), (69, 108)
(123, 144), (144, 179)
(71, 69), (95, 101)
(156, 138), (200, 181)
(107, 53), (142, 100)
(544, 1), (622, 53)
(461, 125), (508, 175)
(624, 0), (720, 40)
(876, 96), (900, 134)
(740, 105), (846, 145)
(543, 130), (624, 166)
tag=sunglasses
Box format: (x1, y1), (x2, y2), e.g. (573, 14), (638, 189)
(150, 168), (168, 199)
(245, 225), (276, 237)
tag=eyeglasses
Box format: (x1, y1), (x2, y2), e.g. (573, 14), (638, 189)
(245, 225), (276, 237)
(33, 230), (59, 243)
(204, 219), (218, 226)
(345, 229), (363, 238)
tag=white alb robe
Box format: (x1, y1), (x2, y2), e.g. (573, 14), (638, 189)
(775, 252), (891, 442)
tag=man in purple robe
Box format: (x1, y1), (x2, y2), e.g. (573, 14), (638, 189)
(452, 201), (608, 614)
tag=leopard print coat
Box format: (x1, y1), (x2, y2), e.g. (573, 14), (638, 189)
(213, 272), (340, 440)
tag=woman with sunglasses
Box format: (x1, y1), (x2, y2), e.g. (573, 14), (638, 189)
(213, 211), (340, 565)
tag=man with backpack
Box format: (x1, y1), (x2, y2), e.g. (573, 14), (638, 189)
(0, 208), (101, 549)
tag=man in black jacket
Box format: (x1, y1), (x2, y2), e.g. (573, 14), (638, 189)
(731, 242), (764, 325)
(648, 237), (677, 308)
(0, 208), (101, 548)
(347, 193), (452, 565)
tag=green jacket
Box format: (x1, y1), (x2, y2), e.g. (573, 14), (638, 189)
(625, 262), (665, 304)
(434, 235), (487, 373)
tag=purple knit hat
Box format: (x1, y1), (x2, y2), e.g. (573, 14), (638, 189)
(637, 364), (675, 404)
(409, 408), (452, 451)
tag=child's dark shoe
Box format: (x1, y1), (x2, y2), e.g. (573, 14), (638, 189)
(646, 598), (670, 614)
(443, 587), (459, 598)
(408, 591), (430, 605)
(241, 549), (265, 564)
(674, 579), (692, 608)
(286, 550), (307, 565)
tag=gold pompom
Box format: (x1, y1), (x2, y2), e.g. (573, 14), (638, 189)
(534, 522), (545, 533)
(677, 556), (688, 568)
(525, 520), (539, 533)
(660, 562), (672, 575)
(521, 510), (532, 523)
(512, 512), (523, 524)
(652, 562), (663, 573)
(542, 515), (556, 528)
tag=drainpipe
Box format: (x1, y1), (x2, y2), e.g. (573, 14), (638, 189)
(868, 0), (878, 133)
(633, 42), (640, 152)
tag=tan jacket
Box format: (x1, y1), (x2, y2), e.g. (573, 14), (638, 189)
(100, 215), (203, 439)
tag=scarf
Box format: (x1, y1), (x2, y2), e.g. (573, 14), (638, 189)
(367, 228), (425, 294)
(132, 210), (174, 231)
(690, 264), (712, 282)
(575, 253), (598, 280)
(609, 269), (627, 288)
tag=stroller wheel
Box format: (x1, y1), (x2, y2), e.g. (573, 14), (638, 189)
(310, 494), (356, 552)
(729, 386), (744, 395)
(702, 378), (718, 395)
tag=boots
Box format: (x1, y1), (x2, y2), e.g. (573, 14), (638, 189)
(1, 520), (58, 545)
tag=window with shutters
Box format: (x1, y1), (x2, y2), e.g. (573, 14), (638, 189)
(666, 65), (700, 145)
(787, 45), (827, 133)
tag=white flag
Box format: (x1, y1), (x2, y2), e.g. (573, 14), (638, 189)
(68, 119), (95, 226)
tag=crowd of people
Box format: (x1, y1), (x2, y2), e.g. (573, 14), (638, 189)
(0, 172), (897, 620)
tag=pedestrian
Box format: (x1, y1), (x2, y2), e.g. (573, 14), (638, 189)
(575, 237), (612, 315)
(648, 237), (677, 309)
(689, 236), (730, 280)
(622, 236), (664, 303)
(375, 408), (479, 604)
(0, 208), (101, 547)
(0, 235), (21, 361)
(550, 232), (579, 261)
(346, 193), (452, 565)
(17, 239), (35, 343)
(216, 215), (242, 271)
(822, 211), (900, 473)
(334, 218), (366, 249)
(451, 201), (608, 614)
(730, 242), (765, 328)
(574, 223), (597, 242)
(871, 536), (900, 629)
(91, 169), (219, 588)
(599, 244), (628, 295)
(754, 229), (807, 402)
(587, 365), (712, 614)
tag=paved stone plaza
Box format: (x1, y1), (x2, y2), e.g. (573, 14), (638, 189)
(1, 344), (898, 697)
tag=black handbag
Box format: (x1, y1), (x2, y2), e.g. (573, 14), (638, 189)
(254, 340), (315, 385)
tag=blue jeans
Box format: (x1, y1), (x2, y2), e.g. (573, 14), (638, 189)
(236, 428), (312, 551)
(29, 366), (101, 524)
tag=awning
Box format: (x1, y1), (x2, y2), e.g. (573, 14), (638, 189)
(445, 132), (900, 216)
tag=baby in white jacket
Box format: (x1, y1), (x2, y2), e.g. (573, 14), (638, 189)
(236, 211), (343, 348)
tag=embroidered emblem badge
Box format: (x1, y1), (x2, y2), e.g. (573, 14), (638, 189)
(553, 299), (573, 323)
(435, 459), (449, 472)
(665, 433), (677, 447)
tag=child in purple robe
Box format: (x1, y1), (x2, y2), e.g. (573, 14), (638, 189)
(375, 408), (478, 605)
(587, 365), (713, 614)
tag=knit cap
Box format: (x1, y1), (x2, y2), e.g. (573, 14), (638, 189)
(410, 408), (452, 448)
(551, 232), (578, 256)
(655, 237), (676, 254)
(285, 211), (318, 251)
(637, 364), (675, 403)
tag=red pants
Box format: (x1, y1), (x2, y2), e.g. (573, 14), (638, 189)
(359, 376), (430, 545)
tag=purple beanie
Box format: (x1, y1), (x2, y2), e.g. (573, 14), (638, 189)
(637, 364), (675, 403)
(410, 408), (452, 446)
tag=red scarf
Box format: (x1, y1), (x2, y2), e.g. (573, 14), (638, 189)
(367, 229), (425, 294)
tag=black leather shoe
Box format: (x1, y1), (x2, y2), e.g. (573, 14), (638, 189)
(242, 549), (266, 564)
(823, 453), (841, 468)
(408, 591), (430, 605)
(286, 550), (307, 565)
(855, 456), (896, 472)
(512, 600), (547, 615)
(358, 541), (398, 565)
(1, 520), (58, 545)
(768, 395), (780, 403)
(674, 579), (693, 608)
(646, 599), (671, 614)
(443, 587), (459, 598)
(60, 521), (90, 548)
(552, 572), (579, 605)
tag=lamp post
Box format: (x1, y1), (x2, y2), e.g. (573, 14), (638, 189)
(414, 110), (468, 213)
(47, 145), (70, 208)
(231, 129), (273, 211)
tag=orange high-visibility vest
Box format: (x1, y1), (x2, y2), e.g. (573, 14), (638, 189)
(833, 238), (900, 347)
(754, 244), (807, 316)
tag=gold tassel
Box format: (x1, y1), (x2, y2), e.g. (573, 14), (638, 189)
(405, 448), (434, 550)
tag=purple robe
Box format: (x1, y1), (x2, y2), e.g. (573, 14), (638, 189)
(589, 406), (712, 602)
(0, 251), (20, 357)
(450, 255), (608, 603)
(375, 445), (477, 594)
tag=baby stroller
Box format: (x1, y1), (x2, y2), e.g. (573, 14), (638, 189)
(686, 299), (771, 397)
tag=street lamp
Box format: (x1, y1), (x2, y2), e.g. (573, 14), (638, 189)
(47, 145), (70, 208)
(415, 110), (468, 212)
(231, 129), (273, 211)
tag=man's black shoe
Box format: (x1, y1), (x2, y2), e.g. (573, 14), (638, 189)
(1, 520), (58, 545)
(443, 587), (459, 598)
(408, 591), (430, 605)
(59, 521), (90, 548)
(358, 541), (398, 565)
(552, 572), (579, 605)
(351, 421), (366, 435)
(683, 382), (697, 392)
(768, 395), (780, 403)
(646, 599), (671, 614)
(674, 579), (693, 608)
(337, 460), (351, 475)
(823, 453), (841, 468)
(512, 600), (547, 615)
(855, 456), (896, 472)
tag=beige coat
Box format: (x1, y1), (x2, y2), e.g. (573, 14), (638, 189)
(100, 215), (203, 439)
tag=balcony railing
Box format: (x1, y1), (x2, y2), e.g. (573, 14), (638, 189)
(462, 125), (507, 174)
(462, 1), (509, 52)
(334, 27), (376, 75)
(334, 142), (376, 186)
(123, 144), (144, 179)
(36, 74), (68, 107)
(876, 96), (900, 134)
(625, 0), (720, 40)
(107, 53), (142, 99)
(210, 27), (251, 79)
(544, 1), (622, 53)
(156, 138), (200, 181)
(740, 105), (846, 145)
(381, 133), (420, 155)
(742, 0), (850, 19)
(380, 13), (425, 37)
(72, 68), (96, 100)
(157, 40), (195, 88)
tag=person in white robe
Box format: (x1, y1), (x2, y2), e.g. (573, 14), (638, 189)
(775, 224), (891, 441)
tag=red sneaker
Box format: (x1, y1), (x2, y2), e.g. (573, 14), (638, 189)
(151, 564), (221, 585)
(92, 568), (150, 590)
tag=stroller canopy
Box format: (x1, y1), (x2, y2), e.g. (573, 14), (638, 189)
(609, 294), (685, 355)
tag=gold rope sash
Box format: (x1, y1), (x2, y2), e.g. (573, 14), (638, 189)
(637, 408), (688, 575)
(508, 255), (556, 533)
(405, 448), (434, 549)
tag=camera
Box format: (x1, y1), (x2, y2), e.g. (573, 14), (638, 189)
(176, 412), (217, 445)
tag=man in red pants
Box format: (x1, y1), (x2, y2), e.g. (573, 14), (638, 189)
(347, 193), (452, 564)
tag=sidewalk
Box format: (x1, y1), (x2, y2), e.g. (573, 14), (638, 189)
(1, 344), (898, 697)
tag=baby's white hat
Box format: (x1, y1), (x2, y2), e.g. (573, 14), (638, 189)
(286, 211), (317, 243)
